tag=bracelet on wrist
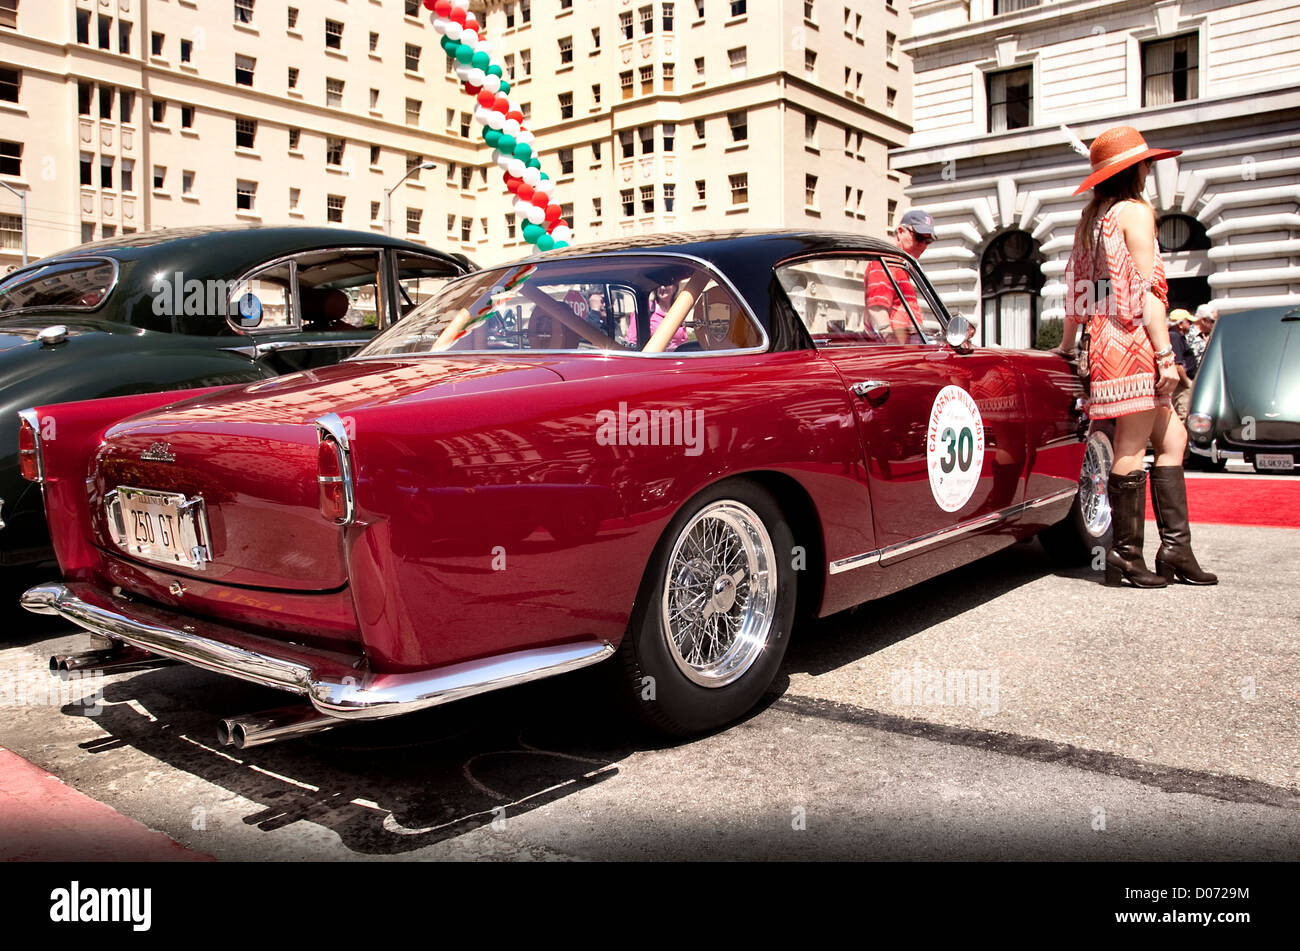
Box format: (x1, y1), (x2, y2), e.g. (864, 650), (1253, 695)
(1153, 345), (1174, 359)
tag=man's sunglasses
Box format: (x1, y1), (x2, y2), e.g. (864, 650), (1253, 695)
(906, 227), (936, 245)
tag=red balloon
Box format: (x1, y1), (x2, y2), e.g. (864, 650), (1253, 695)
(504, 175), (521, 193)
(450, 7), (466, 26)
(507, 109), (523, 123)
(463, 82), (480, 95)
(431, 0), (449, 13)
(478, 89), (495, 108)
(544, 204), (563, 224)
(517, 183), (534, 202)
(492, 95), (510, 114)
(465, 13), (479, 32)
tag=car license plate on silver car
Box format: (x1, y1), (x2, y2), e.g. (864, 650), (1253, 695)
(1256, 453), (1294, 471)
(106, 487), (212, 570)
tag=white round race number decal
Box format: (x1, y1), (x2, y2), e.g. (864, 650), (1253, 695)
(926, 385), (985, 512)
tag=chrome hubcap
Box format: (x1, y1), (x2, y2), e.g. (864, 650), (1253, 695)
(661, 500), (776, 688)
(1079, 432), (1114, 538)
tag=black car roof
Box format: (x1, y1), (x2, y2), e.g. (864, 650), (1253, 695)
(516, 229), (904, 267)
(17, 225), (469, 289)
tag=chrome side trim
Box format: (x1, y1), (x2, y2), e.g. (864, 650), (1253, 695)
(314, 412), (355, 525)
(254, 338), (372, 353)
(16, 407), (45, 484)
(827, 486), (1079, 575)
(22, 582), (616, 722)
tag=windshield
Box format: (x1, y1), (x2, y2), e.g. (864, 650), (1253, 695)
(0, 259), (117, 316)
(355, 255), (763, 357)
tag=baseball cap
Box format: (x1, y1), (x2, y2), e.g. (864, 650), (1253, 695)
(1168, 308), (1193, 325)
(900, 209), (936, 237)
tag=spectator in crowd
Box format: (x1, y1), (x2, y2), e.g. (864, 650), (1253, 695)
(1193, 307), (1217, 359)
(865, 209), (936, 344)
(1166, 308), (1197, 422)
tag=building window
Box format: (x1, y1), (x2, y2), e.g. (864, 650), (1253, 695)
(804, 114), (818, 147)
(620, 130), (635, 158)
(405, 44), (421, 72)
(180, 105), (195, 128)
(371, 144), (382, 166)
(640, 5), (653, 34)
(288, 128), (301, 151)
(288, 7), (299, 29)
(370, 31), (379, 52)
(1157, 214), (1211, 253)
(559, 148), (574, 175)
(180, 37), (192, 61)
(182, 170), (194, 194)
(0, 213), (19, 249)
(99, 155), (113, 188)
(804, 174), (817, 208)
(150, 32), (164, 56)
(234, 0), (255, 24)
(289, 187), (300, 211)
(327, 78), (344, 107)
(151, 99), (166, 123)
(887, 199), (897, 230)
(559, 91), (573, 119)
(619, 11), (633, 39)
(695, 56), (705, 80)
(591, 197), (602, 219)
(97, 15), (112, 50)
(664, 2), (675, 31)
(886, 86), (897, 109)
(369, 200), (380, 221)
(520, 0), (531, 24)
(506, 213), (518, 238)
(694, 117), (706, 141)
(236, 179), (256, 211)
(993, 0), (1040, 12)
(78, 153), (92, 186)
(591, 27), (601, 50)
(640, 185), (655, 214)
(406, 154), (424, 179)
(327, 194), (344, 223)
(731, 0), (747, 15)
(620, 188), (634, 217)
(460, 165), (473, 189)
(0, 67), (17, 104)
(152, 164), (165, 190)
(620, 70), (633, 99)
(406, 208), (422, 234)
(640, 125), (654, 154)
(235, 55), (255, 86)
(80, 222), (95, 244)
(592, 140), (602, 161)
(662, 63), (674, 90)
(118, 20), (132, 54)
(405, 0), (422, 15)
(695, 179), (706, 202)
(727, 111), (748, 142)
(663, 123), (675, 151)
(639, 64), (653, 93)
(1142, 35), (1198, 107)
(728, 46), (747, 78)
(804, 0), (815, 19)
(987, 67), (1031, 132)
(288, 66), (299, 89)
(325, 20), (343, 50)
(99, 84), (114, 120)
(0, 140), (22, 176)
(76, 10), (90, 44)
(804, 49), (817, 77)
(664, 183), (676, 212)
(559, 36), (573, 65)
(460, 216), (472, 242)
(980, 230), (1045, 348)
(326, 137), (345, 166)
(235, 118), (257, 149)
(504, 54), (516, 80)
(520, 103), (531, 121)
(592, 83), (601, 105)
(885, 31), (897, 66)
(729, 172), (748, 205)
(520, 49), (531, 76)
(460, 111), (472, 137)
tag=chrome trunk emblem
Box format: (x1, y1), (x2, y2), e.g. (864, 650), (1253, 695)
(140, 441), (176, 463)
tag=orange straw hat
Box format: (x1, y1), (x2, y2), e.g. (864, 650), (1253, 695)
(1073, 126), (1181, 195)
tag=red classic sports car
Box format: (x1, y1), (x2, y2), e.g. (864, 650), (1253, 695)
(20, 231), (1098, 744)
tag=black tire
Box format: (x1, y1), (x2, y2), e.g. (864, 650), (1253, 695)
(1039, 427), (1114, 564)
(613, 478), (797, 736)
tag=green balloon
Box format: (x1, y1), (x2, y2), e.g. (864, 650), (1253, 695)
(498, 80), (511, 95)
(497, 133), (516, 152)
(521, 223), (543, 243)
(487, 63), (503, 77)
(441, 36), (458, 54)
(552, 241), (570, 249)
(526, 156), (541, 169)
(513, 142), (532, 161)
(471, 51), (490, 70)
(455, 43), (474, 65)
(537, 234), (556, 251)
(483, 128), (501, 148)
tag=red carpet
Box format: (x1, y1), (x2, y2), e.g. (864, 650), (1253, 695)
(1143, 476), (1300, 529)
(0, 747), (213, 861)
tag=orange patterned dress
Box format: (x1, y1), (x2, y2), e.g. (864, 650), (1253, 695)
(1064, 201), (1172, 419)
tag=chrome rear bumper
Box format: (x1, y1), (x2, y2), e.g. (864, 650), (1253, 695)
(22, 582), (614, 721)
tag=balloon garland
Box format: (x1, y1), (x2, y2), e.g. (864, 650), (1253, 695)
(424, 0), (574, 250)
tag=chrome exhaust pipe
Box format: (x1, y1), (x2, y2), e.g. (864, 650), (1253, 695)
(48, 646), (178, 680)
(217, 705), (342, 749)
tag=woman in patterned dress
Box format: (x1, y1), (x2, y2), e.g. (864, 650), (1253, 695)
(1056, 126), (1217, 588)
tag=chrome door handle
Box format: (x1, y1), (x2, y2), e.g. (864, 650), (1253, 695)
(851, 380), (890, 403)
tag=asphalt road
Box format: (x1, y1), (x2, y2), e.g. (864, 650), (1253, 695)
(0, 517), (1297, 861)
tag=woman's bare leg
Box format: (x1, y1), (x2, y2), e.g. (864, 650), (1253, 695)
(1150, 406), (1188, 467)
(1111, 409), (1157, 475)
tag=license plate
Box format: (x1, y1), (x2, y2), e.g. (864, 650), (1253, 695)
(107, 488), (211, 570)
(1256, 453), (1294, 471)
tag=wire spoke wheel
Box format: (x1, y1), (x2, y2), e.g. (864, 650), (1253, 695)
(1079, 430), (1114, 539)
(660, 500), (776, 688)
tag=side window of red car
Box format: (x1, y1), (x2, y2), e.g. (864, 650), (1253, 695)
(777, 255), (944, 347)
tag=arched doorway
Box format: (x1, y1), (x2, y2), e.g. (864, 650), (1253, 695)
(979, 229), (1045, 348)
(1158, 213), (1212, 314)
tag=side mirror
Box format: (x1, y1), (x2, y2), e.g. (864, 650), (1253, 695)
(945, 314), (973, 350)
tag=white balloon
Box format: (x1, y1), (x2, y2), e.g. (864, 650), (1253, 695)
(523, 167), (541, 187)
(552, 226), (573, 244)
(454, 62), (471, 80)
(482, 74), (502, 93)
(474, 105), (491, 125)
(507, 158), (526, 177)
(496, 151), (512, 169)
(474, 40), (490, 55)
(527, 207), (546, 225)
(490, 148), (503, 165)
(536, 179), (556, 196)
(503, 118), (521, 137)
(452, 0), (469, 9)
(486, 110), (505, 130)
(467, 67), (485, 86)
(517, 130), (535, 145)
(431, 17), (448, 35)
(511, 197), (524, 213)
(461, 29), (478, 47)
(445, 22), (463, 41)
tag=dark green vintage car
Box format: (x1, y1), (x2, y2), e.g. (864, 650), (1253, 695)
(1187, 305), (1300, 474)
(0, 225), (473, 566)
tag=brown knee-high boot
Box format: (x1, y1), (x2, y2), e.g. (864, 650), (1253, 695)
(1105, 470), (1167, 588)
(1148, 465), (1218, 585)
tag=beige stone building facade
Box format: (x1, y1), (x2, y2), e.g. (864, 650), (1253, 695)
(0, 0), (912, 271)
